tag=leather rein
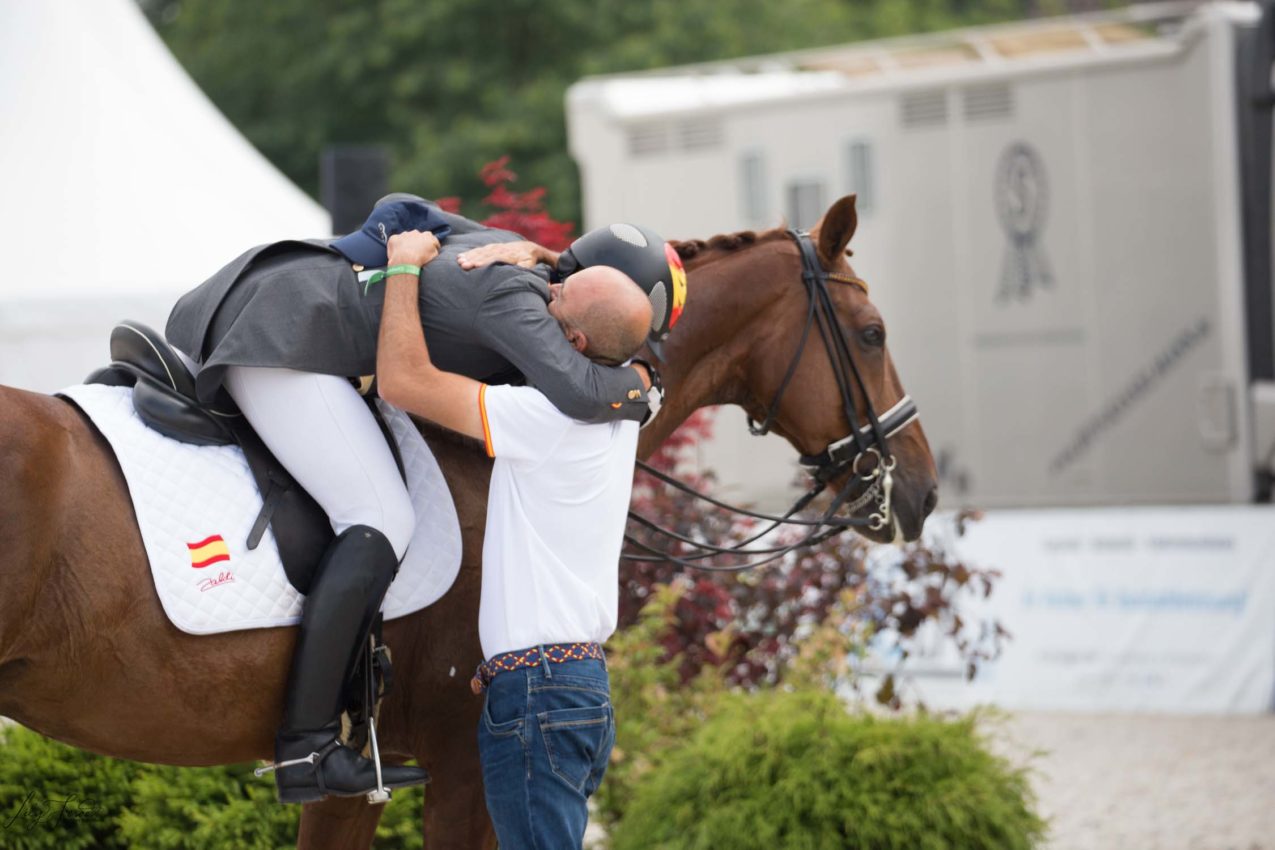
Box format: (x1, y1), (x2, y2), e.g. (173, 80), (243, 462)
(624, 229), (919, 572)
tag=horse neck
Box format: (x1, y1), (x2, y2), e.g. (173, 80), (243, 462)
(638, 243), (784, 459)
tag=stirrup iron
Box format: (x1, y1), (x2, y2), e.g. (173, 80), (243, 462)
(365, 713), (390, 804)
(363, 635), (390, 804)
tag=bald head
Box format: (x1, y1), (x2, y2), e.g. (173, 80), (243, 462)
(548, 266), (653, 365)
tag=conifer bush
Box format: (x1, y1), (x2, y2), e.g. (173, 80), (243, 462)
(608, 690), (1045, 850)
(0, 725), (424, 850)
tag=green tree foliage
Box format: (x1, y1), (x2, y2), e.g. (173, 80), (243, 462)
(0, 724), (142, 849)
(142, 0), (1051, 223)
(609, 689), (1045, 850)
(598, 583), (730, 828)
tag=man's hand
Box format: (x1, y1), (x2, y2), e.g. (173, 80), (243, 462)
(387, 230), (441, 268)
(457, 241), (560, 271)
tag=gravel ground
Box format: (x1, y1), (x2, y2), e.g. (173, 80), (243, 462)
(991, 712), (1275, 850)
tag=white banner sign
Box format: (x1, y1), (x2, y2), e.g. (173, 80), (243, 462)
(900, 506), (1275, 714)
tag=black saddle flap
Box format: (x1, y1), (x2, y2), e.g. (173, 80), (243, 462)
(133, 381), (234, 447)
(224, 416), (333, 595)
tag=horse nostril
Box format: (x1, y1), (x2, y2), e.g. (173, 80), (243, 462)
(921, 485), (938, 516)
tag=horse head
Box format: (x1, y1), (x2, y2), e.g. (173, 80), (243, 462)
(643, 194), (938, 543)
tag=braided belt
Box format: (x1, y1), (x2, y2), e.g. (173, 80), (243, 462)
(470, 642), (605, 695)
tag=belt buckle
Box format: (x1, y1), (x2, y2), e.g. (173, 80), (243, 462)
(470, 661), (490, 696)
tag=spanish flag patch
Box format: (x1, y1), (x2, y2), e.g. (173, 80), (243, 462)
(187, 534), (231, 569)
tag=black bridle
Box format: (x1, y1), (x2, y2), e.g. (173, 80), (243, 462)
(623, 229), (920, 572)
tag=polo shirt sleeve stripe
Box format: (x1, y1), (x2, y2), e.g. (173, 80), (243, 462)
(478, 384), (495, 458)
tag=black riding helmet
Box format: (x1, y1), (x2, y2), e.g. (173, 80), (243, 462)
(556, 223), (686, 342)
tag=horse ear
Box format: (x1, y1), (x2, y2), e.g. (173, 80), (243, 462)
(815, 194), (859, 268)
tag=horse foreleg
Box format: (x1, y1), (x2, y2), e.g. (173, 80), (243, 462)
(406, 685), (495, 850)
(296, 796), (388, 850)
(417, 735), (496, 850)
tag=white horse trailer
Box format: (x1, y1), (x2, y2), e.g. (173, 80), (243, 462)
(568, 0), (1275, 509)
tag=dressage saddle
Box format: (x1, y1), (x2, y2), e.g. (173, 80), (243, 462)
(86, 320), (337, 593)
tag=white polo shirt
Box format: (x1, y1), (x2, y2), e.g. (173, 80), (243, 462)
(476, 383), (639, 660)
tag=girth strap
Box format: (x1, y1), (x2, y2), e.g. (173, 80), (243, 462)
(247, 470), (293, 551)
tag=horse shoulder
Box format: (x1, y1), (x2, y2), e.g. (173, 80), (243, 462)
(416, 422), (493, 535)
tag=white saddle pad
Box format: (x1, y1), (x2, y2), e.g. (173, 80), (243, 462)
(59, 384), (463, 635)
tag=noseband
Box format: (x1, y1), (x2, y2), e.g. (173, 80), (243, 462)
(625, 230), (920, 571)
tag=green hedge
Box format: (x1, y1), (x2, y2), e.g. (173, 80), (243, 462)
(0, 725), (424, 850)
(609, 691), (1045, 850)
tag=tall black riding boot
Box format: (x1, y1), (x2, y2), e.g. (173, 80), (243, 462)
(272, 525), (429, 804)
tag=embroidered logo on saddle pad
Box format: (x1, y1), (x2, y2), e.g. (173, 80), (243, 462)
(187, 534), (231, 569)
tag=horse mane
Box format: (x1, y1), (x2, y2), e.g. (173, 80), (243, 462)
(671, 226), (790, 265)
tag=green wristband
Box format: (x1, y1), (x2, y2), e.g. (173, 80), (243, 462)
(384, 264), (422, 278)
(362, 264), (421, 295)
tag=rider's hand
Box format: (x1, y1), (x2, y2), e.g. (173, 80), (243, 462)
(387, 230), (441, 268)
(630, 361), (653, 390)
(457, 241), (557, 270)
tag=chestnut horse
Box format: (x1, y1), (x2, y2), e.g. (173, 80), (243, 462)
(0, 196), (936, 849)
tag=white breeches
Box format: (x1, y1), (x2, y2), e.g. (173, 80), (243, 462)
(223, 366), (416, 559)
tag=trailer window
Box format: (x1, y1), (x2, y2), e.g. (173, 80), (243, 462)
(845, 140), (875, 214)
(786, 179), (826, 231)
(740, 152), (768, 227)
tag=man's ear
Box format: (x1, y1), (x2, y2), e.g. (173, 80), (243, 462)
(567, 327), (588, 353)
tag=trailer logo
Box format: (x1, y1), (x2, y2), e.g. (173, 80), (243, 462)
(995, 142), (1053, 303)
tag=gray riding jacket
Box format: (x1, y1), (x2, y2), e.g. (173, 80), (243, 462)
(165, 211), (648, 423)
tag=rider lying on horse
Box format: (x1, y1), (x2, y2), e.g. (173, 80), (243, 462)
(164, 196), (679, 802)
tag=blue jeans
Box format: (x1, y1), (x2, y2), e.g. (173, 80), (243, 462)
(478, 656), (615, 849)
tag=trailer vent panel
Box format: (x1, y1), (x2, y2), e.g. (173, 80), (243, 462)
(627, 124), (670, 157)
(679, 119), (725, 151)
(963, 83), (1015, 121)
(900, 90), (948, 128)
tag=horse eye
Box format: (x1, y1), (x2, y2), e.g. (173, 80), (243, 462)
(861, 326), (886, 348)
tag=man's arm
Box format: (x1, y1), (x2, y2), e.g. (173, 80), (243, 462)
(475, 282), (651, 423)
(457, 244), (652, 406)
(376, 230), (486, 441)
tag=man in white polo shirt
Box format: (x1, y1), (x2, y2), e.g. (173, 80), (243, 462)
(375, 228), (652, 848)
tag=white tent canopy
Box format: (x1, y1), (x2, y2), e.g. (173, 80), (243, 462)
(0, 0), (330, 390)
